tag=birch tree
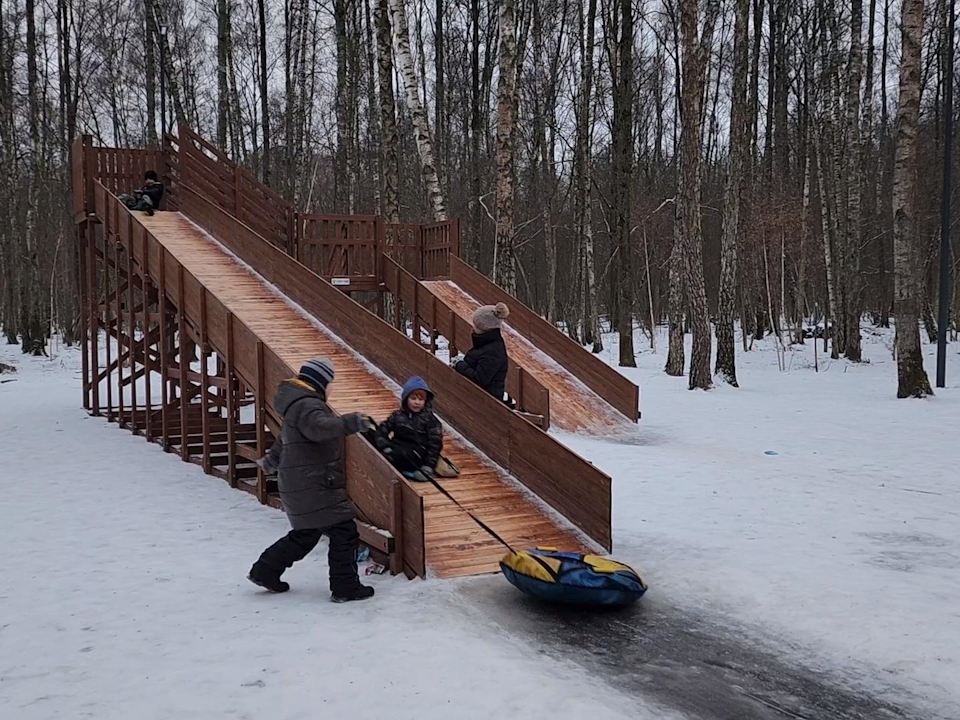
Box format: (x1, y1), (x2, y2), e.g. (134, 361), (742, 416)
(493, 0), (519, 293)
(892, 0), (933, 397)
(388, 0), (446, 220)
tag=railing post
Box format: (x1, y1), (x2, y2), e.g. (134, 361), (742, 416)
(234, 165), (242, 218)
(226, 312), (238, 488)
(255, 341), (267, 504)
(143, 233), (154, 442)
(416, 224), (424, 279)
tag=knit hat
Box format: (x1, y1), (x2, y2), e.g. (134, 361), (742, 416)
(299, 357), (335, 392)
(471, 303), (510, 333)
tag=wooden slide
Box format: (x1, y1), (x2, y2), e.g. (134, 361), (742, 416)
(136, 209), (591, 578)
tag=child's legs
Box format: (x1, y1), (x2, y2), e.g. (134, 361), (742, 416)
(324, 520), (362, 594)
(254, 528), (323, 577)
(385, 439), (422, 472)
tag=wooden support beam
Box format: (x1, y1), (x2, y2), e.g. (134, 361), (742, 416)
(158, 248), (171, 451)
(79, 221), (90, 410)
(255, 341), (266, 504)
(127, 219), (137, 433)
(225, 312), (237, 488)
(142, 234), (154, 442)
(200, 287), (211, 474)
(391, 480), (404, 576)
(177, 265), (189, 462)
(90, 225), (100, 415)
(105, 226), (114, 421)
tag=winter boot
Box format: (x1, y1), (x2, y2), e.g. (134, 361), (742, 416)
(331, 584), (375, 603)
(403, 469), (431, 483)
(247, 563), (290, 593)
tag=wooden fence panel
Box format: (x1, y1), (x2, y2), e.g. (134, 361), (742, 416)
(450, 255), (639, 422)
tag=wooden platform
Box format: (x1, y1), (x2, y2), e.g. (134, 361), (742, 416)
(141, 212), (587, 578)
(425, 280), (634, 435)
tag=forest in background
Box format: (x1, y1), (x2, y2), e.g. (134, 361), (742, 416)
(0, 0), (957, 396)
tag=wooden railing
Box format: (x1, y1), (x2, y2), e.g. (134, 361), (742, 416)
(450, 256), (640, 422)
(176, 127), (297, 255)
(296, 214), (384, 292)
(382, 256), (551, 430)
(72, 136), (167, 220)
(93, 179), (424, 577)
(182, 186), (611, 551)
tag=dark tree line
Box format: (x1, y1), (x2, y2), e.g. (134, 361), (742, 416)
(0, 0), (955, 396)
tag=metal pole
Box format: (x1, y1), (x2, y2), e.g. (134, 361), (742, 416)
(938, 0), (956, 388)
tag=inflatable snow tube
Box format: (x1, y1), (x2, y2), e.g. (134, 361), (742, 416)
(500, 548), (647, 608)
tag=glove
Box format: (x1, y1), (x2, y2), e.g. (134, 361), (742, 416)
(449, 354), (463, 368)
(256, 455), (278, 476)
(344, 412), (376, 434)
(418, 465), (435, 479)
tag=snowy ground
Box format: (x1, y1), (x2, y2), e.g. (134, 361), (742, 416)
(2, 325), (959, 719)
(565, 325), (960, 717)
(0, 345), (669, 720)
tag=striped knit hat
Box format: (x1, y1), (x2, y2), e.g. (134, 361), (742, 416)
(299, 357), (335, 392)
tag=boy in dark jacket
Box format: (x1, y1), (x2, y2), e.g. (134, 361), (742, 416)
(248, 357), (377, 603)
(375, 376), (443, 483)
(454, 302), (510, 402)
(119, 170), (165, 216)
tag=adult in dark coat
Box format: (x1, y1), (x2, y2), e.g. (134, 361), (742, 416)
(454, 302), (510, 402)
(248, 357), (377, 602)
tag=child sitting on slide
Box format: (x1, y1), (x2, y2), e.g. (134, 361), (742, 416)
(373, 376), (457, 482)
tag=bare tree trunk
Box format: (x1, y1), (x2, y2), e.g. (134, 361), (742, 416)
(145, 0), (158, 147)
(844, 0), (864, 361)
(893, 0), (933, 397)
(217, 0), (229, 148)
(258, 0), (271, 184)
(389, 0), (447, 220)
(435, 0), (446, 173)
(376, 0), (400, 224)
(716, 0), (750, 386)
(493, 0), (518, 293)
(608, 0), (635, 366)
(574, 0), (601, 350)
(154, 1), (188, 128)
(678, 0), (717, 390)
(665, 220), (685, 376)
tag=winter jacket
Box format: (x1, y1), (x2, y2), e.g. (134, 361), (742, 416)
(455, 328), (508, 401)
(266, 378), (365, 530)
(377, 377), (443, 468)
(140, 182), (164, 209)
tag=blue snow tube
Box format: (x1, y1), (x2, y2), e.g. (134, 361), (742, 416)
(500, 548), (647, 608)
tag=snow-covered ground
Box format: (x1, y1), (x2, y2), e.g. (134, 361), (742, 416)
(567, 326), (960, 715)
(0, 344), (663, 720)
(2, 324), (959, 718)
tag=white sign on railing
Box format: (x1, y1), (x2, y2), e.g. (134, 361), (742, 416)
(331, 278), (351, 287)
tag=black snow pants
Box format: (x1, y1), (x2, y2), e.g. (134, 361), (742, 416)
(253, 519), (361, 595)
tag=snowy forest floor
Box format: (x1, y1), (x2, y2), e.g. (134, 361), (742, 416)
(1, 325), (958, 719)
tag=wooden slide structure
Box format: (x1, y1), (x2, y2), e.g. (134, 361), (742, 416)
(72, 129), (634, 579)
